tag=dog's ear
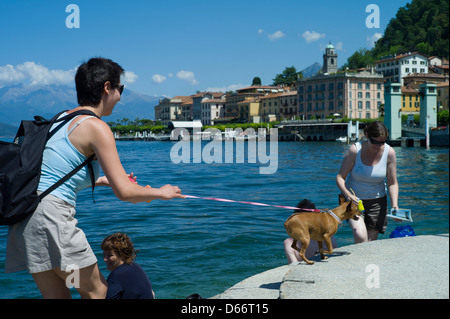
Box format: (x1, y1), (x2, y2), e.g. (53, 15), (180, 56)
(338, 194), (346, 205)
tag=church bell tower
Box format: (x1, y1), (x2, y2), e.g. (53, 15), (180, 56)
(323, 42), (338, 74)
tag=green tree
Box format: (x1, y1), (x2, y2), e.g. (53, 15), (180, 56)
(347, 0), (449, 69)
(341, 48), (375, 70)
(272, 66), (302, 86)
(252, 77), (262, 85)
(438, 110), (449, 126)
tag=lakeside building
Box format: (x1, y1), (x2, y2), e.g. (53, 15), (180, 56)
(400, 73), (448, 115)
(224, 85), (283, 120)
(403, 72), (449, 90)
(154, 95), (193, 126)
(180, 98), (193, 122)
(428, 56), (449, 76)
(154, 44), (447, 125)
(437, 81), (449, 111)
(399, 81), (449, 116)
(237, 97), (261, 123)
(401, 86), (420, 114)
(375, 52), (428, 85)
(191, 92), (226, 123)
(297, 71), (384, 120)
(200, 96), (226, 125)
(297, 42), (384, 120)
(258, 89), (298, 122)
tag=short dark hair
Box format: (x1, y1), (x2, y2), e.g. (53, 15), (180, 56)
(364, 121), (389, 139)
(75, 57), (124, 106)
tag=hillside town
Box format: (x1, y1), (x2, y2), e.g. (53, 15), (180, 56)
(154, 43), (449, 127)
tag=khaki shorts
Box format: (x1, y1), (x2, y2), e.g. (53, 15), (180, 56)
(6, 193), (97, 274)
(362, 196), (388, 234)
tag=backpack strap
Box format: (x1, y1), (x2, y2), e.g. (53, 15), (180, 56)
(38, 110), (100, 203)
(87, 160), (96, 204)
(47, 110), (99, 141)
(38, 154), (96, 201)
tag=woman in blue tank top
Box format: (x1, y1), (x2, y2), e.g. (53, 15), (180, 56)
(6, 58), (185, 299)
(336, 121), (399, 243)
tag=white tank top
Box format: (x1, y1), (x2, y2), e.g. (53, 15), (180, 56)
(345, 141), (390, 200)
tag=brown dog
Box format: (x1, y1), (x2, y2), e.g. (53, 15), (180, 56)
(284, 194), (360, 264)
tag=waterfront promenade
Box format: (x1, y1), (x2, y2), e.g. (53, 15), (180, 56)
(213, 234), (449, 299)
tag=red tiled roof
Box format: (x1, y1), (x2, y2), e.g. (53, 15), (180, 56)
(375, 52), (426, 63)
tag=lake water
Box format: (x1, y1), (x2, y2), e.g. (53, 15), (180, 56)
(0, 140), (448, 299)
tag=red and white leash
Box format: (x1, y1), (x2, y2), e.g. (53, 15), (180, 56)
(184, 194), (321, 212)
(130, 177), (320, 212)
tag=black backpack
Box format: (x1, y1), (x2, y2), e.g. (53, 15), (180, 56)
(0, 110), (99, 225)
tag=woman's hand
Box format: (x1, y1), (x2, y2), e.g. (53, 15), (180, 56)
(158, 184), (185, 200)
(128, 172), (137, 184)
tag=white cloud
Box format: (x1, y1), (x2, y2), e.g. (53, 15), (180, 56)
(268, 31), (286, 41)
(335, 41), (344, 51)
(258, 29), (286, 41)
(123, 71), (138, 84)
(0, 61), (140, 87)
(176, 70), (198, 85)
(152, 74), (167, 84)
(0, 62), (75, 86)
(0, 64), (26, 83)
(18, 62), (76, 86)
(302, 30), (326, 43)
(367, 32), (383, 47)
(204, 83), (245, 93)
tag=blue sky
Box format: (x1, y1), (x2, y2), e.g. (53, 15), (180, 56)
(0, 0), (411, 98)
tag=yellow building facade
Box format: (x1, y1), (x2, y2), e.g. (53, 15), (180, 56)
(401, 86), (420, 113)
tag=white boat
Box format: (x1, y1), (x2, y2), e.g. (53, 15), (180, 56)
(153, 134), (171, 141)
(336, 136), (347, 142)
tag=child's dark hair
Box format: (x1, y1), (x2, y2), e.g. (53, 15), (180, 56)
(295, 199), (316, 212)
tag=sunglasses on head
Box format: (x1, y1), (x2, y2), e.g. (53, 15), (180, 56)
(369, 137), (386, 145)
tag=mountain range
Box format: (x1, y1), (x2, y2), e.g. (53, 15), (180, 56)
(0, 84), (162, 137)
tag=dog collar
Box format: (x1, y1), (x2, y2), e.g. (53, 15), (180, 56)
(326, 210), (342, 224)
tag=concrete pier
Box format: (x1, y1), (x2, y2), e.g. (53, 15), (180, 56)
(213, 234), (449, 299)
